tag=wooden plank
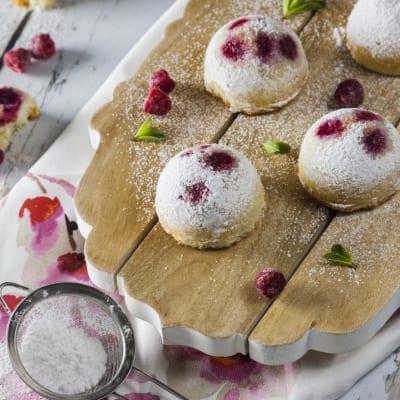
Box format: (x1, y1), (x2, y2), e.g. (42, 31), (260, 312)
(250, 190), (400, 363)
(75, 0), (311, 289)
(248, 0), (400, 365)
(0, 0), (174, 196)
(114, 2), (323, 356)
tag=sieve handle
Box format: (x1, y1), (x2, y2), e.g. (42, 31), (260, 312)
(0, 282), (30, 315)
(111, 367), (189, 400)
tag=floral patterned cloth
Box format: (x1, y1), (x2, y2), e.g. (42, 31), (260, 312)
(1, 165), (400, 400)
(0, 171), (302, 399)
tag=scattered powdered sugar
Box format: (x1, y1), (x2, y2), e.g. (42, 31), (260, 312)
(332, 26), (346, 47)
(20, 319), (107, 394)
(347, 0), (400, 58)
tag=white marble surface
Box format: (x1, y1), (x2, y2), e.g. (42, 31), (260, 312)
(0, 0), (175, 196)
(0, 1), (399, 399)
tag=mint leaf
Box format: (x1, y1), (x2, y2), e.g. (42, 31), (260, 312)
(283, 0), (326, 16)
(323, 244), (354, 268)
(133, 116), (166, 141)
(262, 141), (291, 155)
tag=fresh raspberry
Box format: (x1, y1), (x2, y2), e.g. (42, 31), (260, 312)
(254, 269), (286, 298)
(3, 48), (31, 73)
(278, 34), (298, 61)
(0, 87), (23, 125)
(179, 182), (209, 205)
(354, 109), (381, 122)
(334, 79), (364, 108)
(202, 150), (238, 172)
(143, 86), (172, 115)
(255, 32), (276, 63)
(149, 69), (175, 93)
(229, 17), (249, 30)
(316, 118), (345, 138)
(29, 33), (56, 60)
(361, 128), (388, 157)
(221, 36), (249, 62)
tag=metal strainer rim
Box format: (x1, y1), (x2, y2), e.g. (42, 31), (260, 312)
(5, 282), (135, 400)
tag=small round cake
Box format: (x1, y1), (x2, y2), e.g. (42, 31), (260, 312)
(204, 15), (308, 114)
(346, 0), (400, 75)
(155, 144), (265, 249)
(0, 86), (39, 152)
(298, 108), (400, 212)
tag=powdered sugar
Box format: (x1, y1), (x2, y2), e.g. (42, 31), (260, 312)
(347, 0), (400, 58)
(332, 27), (346, 47)
(20, 318), (107, 394)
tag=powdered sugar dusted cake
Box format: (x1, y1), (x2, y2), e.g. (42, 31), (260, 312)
(204, 15), (308, 114)
(0, 87), (39, 152)
(298, 108), (400, 212)
(155, 144), (265, 249)
(346, 0), (400, 75)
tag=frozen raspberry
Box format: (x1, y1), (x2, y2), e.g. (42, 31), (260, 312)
(316, 118), (345, 138)
(203, 150), (238, 172)
(149, 69), (175, 94)
(143, 86), (172, 115)
(0, 87), (23, 125)
(254, 269), (286, 298)
(29, 33), (56, 60)
(361, 128), (388, 157)
(3, 48), (31, 73)
(221, 37), (249, 62)
(255, 32), (276, 63)
(354, 109), (381, 122)
(278, 34), (298, 61)
(229, 18), (249, 30)
(179, 182), (209, 205)
(334, 79), (364, 108)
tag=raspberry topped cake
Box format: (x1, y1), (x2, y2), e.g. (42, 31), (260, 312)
(0, 87), (39, 152)
(204, 15), (308, 114)
(298, 108), (400, 212)
(346, 0), (400, 75)
(155, 144), (265, 249)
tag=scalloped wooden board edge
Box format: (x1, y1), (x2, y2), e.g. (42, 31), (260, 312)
(74, 0), (400, 365)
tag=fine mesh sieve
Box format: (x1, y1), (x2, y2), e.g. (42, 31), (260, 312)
(0, 282), (187, 400)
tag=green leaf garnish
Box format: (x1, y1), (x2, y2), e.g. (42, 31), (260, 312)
(262, 141), (291, 155)
(323, 244), (355, 268)
(282, 0), (326, 16)
(133, 116), (166, 141)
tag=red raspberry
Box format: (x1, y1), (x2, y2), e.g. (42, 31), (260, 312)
(254, 269), (286, 298)
(334, 79), (364, 108)
(143, 86), (172, 115)
(29, 33), (56, 60)
(150, 69), (175, 93)
(3, 48), (31, 73)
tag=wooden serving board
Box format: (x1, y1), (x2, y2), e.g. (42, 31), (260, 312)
(75, 0), (400, 364)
